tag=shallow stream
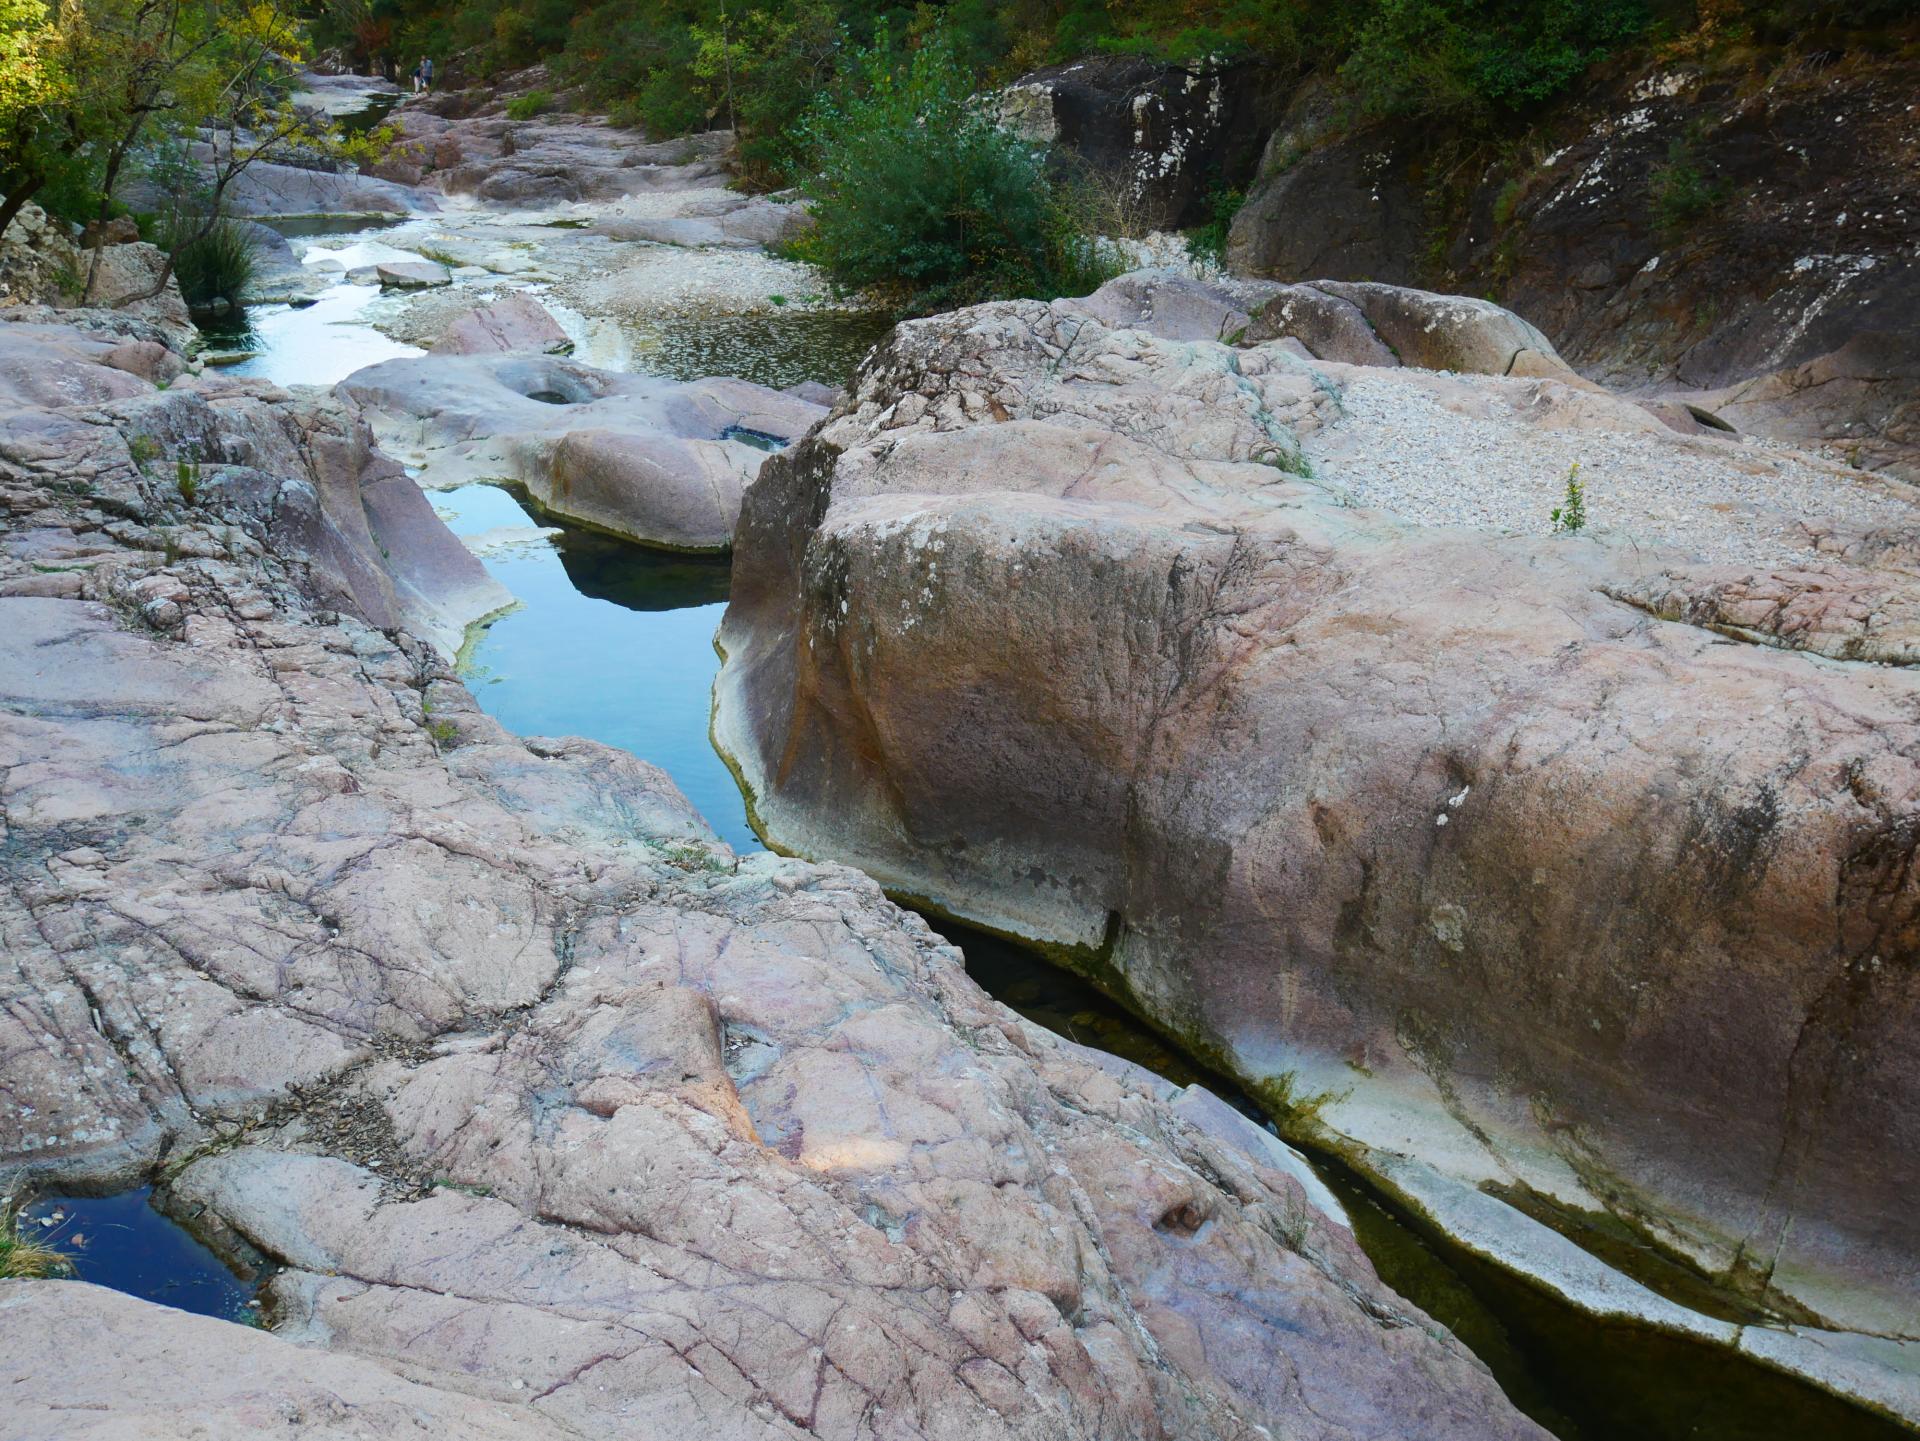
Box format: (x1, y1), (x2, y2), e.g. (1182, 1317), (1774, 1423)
(61, 195), (1913, 1441)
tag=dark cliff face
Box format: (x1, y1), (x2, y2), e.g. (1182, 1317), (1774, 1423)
(1000, 55), (1290, 230)
(1223, 46), (1919, 475)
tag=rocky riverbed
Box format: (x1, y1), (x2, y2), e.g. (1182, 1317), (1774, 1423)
(3, 70), (1916, 1441)
(0, 299), (1545, 1438)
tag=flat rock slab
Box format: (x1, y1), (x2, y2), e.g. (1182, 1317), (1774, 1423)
(376, 260), (452, 290)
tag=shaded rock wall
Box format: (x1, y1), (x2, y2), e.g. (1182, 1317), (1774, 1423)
(1226, 49), (1920, 476)
(1000, 56), (1289, 230)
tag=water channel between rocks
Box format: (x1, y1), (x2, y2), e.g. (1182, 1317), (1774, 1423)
(78, 218), (1913, 1441)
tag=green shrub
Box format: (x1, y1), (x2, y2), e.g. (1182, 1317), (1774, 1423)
(158, 215), (258, 311)
(791, 24), (1120, 314)
(505, 88), (553, 120)
(1340, 0), (1651, 124)
(1648, 129), (1724, 236)
(1185, 184), (1245, 267)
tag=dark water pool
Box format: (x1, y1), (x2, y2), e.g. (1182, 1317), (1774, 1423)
(621, 309), (894, 391)
(934, 920), (1914, 1441)
(20, 1188), (258, 1322)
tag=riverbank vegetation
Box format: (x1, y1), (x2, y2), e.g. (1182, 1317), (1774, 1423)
(4, 0), (1903, 312)
(312, 0), (1909, 170)
(789, 26), (1119, 312)
(0, 0), (361, 301)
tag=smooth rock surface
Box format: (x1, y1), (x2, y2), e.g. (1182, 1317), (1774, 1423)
(340, 352), (824, 550)
(432, 292), (573, 355)
(376, 259), (452, 290)
(713, 286), (1920, 1421)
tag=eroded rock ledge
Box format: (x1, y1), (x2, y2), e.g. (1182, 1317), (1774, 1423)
(0, 315), (1541, 1438)
(712, 276), (1920, 1423)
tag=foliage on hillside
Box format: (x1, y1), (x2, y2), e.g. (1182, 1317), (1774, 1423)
(307, 0), (1909, 180)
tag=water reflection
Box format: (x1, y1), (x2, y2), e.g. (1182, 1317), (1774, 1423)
(222, 282), (422, 386)
(434, 483), (757, 852)
(22, 1188), (258, 1322)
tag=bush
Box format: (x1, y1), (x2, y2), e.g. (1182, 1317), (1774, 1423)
(1648, 129), (1723, 236)
(791, 24), (1119, 314)
(504, 88), (553, 120)
(158, 214), (257, 311)
(1185, 185), (1245, 268)
(1340, 0), (1652, 124)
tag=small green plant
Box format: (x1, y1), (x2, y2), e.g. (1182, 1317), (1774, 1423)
(175, 459), (199, 507)
(426, 717), (459, 749)
(52, 253), (88, 300)
(161, 530), (183, 566)
(505, 88), (553, 120)
(1253, 1069), (1346, 1140)
(1, 1195), (77, 1280)
(768, 293), (787, 306)
(1551, 460), (1587, 533)
(128, 434), (161, 465)
(1256, 443), (1314, 479)
(1648, 130), (1724, 237)
(158, 215), (259, 311)
(1184, 184), (1245, 268)
(653, 838), (731, 873)
(1492, 177), (1525, 227)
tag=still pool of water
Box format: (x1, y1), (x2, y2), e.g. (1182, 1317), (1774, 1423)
(21, 1188), (257, 1322)
(433, 483), (758, 853)
(614, 309), (894, 391)
(219, 282), (423, 386)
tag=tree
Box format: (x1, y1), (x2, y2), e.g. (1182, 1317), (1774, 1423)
(0, 0), (73, 238)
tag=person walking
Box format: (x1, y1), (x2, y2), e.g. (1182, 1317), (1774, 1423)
(421, 55), (434, 92)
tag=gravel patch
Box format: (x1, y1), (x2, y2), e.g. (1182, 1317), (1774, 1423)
(1307, 370), (1919, 570)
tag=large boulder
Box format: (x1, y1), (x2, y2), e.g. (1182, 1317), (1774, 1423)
(339, 352), (825, 550)
(713, 286), (1920, 1423)
(998, 56), (1286, 231)
(0, 313), (1546, 1441)
(1068, 269), (1579, 380)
